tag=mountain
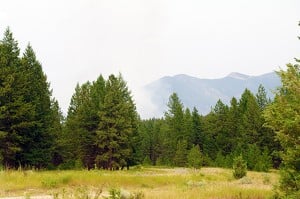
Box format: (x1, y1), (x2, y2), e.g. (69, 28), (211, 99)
(143, 72), (280, 118)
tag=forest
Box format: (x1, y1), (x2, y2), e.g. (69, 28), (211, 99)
(0, 27), (299, 198)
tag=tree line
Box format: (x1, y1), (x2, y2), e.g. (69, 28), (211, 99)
(137, 87), (279, 171)
(0, 27), (299, 197)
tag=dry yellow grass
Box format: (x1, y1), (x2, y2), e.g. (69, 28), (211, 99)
(0, 167), (279, 198)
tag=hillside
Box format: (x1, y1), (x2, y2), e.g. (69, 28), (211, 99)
(144, 72), (280, 117)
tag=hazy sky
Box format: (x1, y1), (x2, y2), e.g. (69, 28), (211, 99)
(1, 0), (299, 117)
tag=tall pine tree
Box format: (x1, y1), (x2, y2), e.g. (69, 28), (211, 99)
(95, 74), (137, 170)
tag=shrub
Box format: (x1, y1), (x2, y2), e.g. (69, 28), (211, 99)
(142, 156), (152, 166)
(233, 155), (247, 179)
(41, 178), (58, 188)
(187, 145), (202, 169)
(109, 188), (121, 199)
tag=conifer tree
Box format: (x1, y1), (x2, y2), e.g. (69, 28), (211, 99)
(164, 93), (185, 164)
(264, 64), (300, 197)
(256, 84), (270, 110)
(0, 29), (59, 168)
(95, 74), (137, 170)
(187, 145), (202, 169)
(191, 107), (203, 149)
(18, 44), (54, 168)
(173, 140), (188, 167)
(0, 29), (34, 168)
(238, 89), (261, 146)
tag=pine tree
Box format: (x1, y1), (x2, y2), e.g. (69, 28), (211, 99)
(256, 84), (270, 110)
(238, 89), (261, 146)
(0, 29), (58, 169)
(138, 118), (163, 165)
(164, 93), (185, 164)
(18, 44), (54, 168)
(64, 81), (99, 169)
(173, 140), (188, 167)
(49, 99), (64, 167)
(233, 155), (247, 179)
(95, 74), (137, 170)
(191, 107), (203, 149)
(183, 108), (193, 148)
(0, 28), (33, 168)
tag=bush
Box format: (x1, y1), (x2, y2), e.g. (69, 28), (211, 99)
(142, 156), (152, 166)
(187, 145), (202, 169)
(279, 169), (300, 197)
(233, 155), (247, 179)
(109, 188), (121, 199)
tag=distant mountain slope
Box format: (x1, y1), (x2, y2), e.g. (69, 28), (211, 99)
(144, 72), (280, 117)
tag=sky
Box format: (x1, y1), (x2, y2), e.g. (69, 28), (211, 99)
(0, 0), (299, 117)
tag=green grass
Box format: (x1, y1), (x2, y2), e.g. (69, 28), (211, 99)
(0, 167), (279, 198)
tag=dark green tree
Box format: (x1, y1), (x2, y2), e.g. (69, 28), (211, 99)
(64, 82), (92, 168)
(0, 29), (59, 169)
(163, 93), (185, 165)
(183, 108), (193, 147)
(138, 118), (163, 165)
(0, 28), (23, 168)
(238, 89), (261, 146)
(18, 44), (54, 168)
(191, 107), (203, 148)
(173, 140), (188, 167)
(64, 77), (106, 169)
(95, 74), (137, 170)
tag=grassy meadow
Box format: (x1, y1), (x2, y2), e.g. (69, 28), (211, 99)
(0, 167), (279, 199)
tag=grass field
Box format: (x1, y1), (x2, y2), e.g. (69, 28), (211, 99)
(0, 167), (279, 199)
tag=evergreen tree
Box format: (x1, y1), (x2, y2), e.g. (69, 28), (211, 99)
(233, 155), (247, 179)
(238, 89), (261, 146)
(163, 93), (185, 165)
(64, 78), (105, 169)
(264, 63), (300, 197)
(173, 140), (188, 167)
(0, 28), (22, 168)
(227, 97), (241, 151)
(256, 84), (270, 110)
(183, 108), (193, 148)
(191, 108), (203, 149)
(0, 29), (59, 169)
(165, 93), (185, 141)
(18, 44), (54, 168)
(187, 145), (202, 169)
(49, 99), (64, 167)
(138, 118), (163, 165)
(95, 74), (137, 170)
(255, 85), (280, 167)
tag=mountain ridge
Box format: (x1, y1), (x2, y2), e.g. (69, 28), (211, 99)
(142, 72), (280, 118)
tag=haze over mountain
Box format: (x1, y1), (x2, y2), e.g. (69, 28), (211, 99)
(142, 72), (280, 118)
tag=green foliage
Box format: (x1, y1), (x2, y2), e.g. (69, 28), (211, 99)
(187, 145), (202, 169)
(142, 156), (152, 166)
(164, 93), (185, 164)
(264, 63), (300, 197)
(214, 151), (232, 168)
(109, 188), (121, 199)
(173, 140), (188, 167)
(233, 155), (247, 179)
(41, 178), (58, 188)
(137, 118), (164, 166)
(0, 28), (281, 173)
(96, 74), (138, 170)
(0, 28), (61, 169)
